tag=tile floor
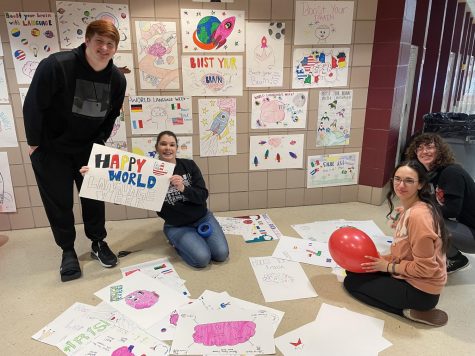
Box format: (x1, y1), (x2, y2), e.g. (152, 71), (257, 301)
(1, 202), (473, 355)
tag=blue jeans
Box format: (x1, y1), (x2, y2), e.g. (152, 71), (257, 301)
(163, 211), (229, 268)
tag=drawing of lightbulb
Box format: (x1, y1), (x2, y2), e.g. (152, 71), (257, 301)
(30, 44), (39, 57)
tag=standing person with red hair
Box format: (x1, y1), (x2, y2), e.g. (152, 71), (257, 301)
(23, 20), (127, 282)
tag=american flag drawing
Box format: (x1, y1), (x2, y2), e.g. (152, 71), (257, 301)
(172, 117), (184, 125)
(153, 162), (168, 176)
(301, 55), (317, 72)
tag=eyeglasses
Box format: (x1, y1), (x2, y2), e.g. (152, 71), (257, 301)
(416, 144), (436, 152)
(392, 176), (418, 185)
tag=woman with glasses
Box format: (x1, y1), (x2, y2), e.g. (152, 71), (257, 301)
(406, 133), (475, 274)
(344, 161), (449, 326)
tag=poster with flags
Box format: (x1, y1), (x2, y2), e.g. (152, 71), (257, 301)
(79, 144), (175, 211)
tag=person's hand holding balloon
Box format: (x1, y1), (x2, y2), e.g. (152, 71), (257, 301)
(360, 255), (389, 273)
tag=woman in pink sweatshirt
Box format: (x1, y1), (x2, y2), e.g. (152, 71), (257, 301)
(344, 160), (449, 326)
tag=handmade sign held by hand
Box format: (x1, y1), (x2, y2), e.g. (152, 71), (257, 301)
(79, 144), (175, 211)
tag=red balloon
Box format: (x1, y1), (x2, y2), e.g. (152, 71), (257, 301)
(328, 226), (379, 273)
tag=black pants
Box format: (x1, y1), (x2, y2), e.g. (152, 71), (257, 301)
(343, 271), (440, 316)
(30, 148), (106, 251)
(445, 219), (475, 257)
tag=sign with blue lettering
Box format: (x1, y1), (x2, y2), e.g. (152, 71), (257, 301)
(79, 144), (175, 211)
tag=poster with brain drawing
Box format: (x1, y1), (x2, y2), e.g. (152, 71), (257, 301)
(180, 9), (245, 52)
(246, 22), (285, 87)
(198, 98), (237, 157)
(294, 1), (354, 45)
(250, 134), (305, 170)
(5, 12), (60, 84)
(292, 47), (349, 88)
(251, 92), (308, 129)
(56, 1), (131, 50)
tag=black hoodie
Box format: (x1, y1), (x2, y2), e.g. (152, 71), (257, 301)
(23, 44), (126, 154)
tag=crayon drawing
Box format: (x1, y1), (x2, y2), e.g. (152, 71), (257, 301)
(5, 12), (60, 84)
(181, 55), (243, 96)
(129, 96), (192, 135)
(135, 21), (179, 90)
(250, 134), (304, 170)
(294, 1), (354, 45)
(292, 47), (350, 88)
(56, 1), (131, 50)
(0, 105), (18, 147)
(105, 107), (127, 150)
(132, 136), (193, 160)
(198, 98), (237, 157)
(113, 52), (136, 96)
(0, 152), (16, 212)
(251, 92), (308, 129)
(316, 90), (352, 146)
(180, 9), (245, 52)
(246, 22), (285, 87)
(307, 152), (359, 188)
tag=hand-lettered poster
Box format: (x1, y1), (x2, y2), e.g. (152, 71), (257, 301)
(129, 96), (192, 135)
(132, 136), (193, 160)
(105, 107), (127, 150)
(199, 98), (237, 157)
(307, 152), (359, 188)
(135, 21), (179, 90)
(0, 105), (18, 147)
(79, 144), (175, 211)
(294, 1), (354, 45)
(251, 92), (308, 129)
(246, 22), (285, 87)
(316, 90), (352, 146)
(182, 55), (243, 96)
(250, 134), (304, 170)
(0, 152), (16, 212)
(180, 9), (245, 52)
(0, 60), (9, 104)
(5, 12), (60, 84)
(56, 1), (131, 50)
(113, 52), (136, 96)
(292, 47), (350, 88)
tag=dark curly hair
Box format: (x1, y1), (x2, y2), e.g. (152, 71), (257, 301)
(386, 160), (449, 252)
(405, 133), (455, 169)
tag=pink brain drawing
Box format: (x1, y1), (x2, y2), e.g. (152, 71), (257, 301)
(193, 321), (256, 346)
(124, 290), (159, 309)
(260, 100), (285, 124)
(268, 137), (282, 147)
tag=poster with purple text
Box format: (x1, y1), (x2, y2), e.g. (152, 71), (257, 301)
(5, 12), (60, 84)
(294, 1), (354, 45)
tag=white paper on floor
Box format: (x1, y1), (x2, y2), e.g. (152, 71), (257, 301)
(291, 219), (392, 252)
(275, 303), (392, 356)
(170, 290), (277, 355)
(94, 271), (189, 329)
(120, 257), (190, 297)
(272, 235), (336, 267)
(249, 256), (318, 302)
(31, 302), (95, 346)
(216, 213), (282, 242)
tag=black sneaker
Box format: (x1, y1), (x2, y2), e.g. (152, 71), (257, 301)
(446, 252), (470, 274)
(91, 241), (118, 268)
